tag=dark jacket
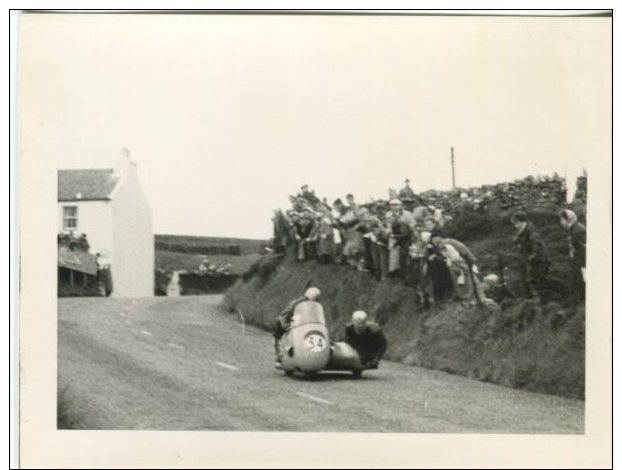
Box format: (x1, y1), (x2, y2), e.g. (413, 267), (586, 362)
(567, 222), (586, 268)
(391, 221), (413, 246)
(513, 224), (550, 267)
(344, 321), (388, 364)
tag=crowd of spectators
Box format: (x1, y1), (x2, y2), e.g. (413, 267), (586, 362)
(58, 232), (91, 252)
(271, 175), (587, 309)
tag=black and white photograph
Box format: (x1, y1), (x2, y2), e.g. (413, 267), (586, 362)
(15, 9), (613, 468)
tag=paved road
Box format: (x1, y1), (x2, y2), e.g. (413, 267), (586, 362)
(58, 296), (584, 432)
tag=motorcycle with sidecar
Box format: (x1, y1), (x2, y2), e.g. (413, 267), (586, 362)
(275, 300), (367, 378)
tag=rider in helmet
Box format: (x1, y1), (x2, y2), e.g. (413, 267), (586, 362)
(344, 310), (388, 369)
(273, 287), (322, 365)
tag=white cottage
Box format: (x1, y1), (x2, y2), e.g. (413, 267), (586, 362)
(57, 150), (154, 297)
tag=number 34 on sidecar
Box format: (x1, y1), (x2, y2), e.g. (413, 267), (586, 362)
(275, 300), (368, 378)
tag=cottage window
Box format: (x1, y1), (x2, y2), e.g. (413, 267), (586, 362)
(63, 206), (78, 230)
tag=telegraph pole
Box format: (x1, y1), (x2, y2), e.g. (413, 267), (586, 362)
(450, 147), (456, 189)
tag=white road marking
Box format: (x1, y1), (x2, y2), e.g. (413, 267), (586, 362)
(296, 392), (333, 405)
(238, 309), (246, 335)
(140, 330), (153, 336)
(168, 343), (185, 350)
(215, 361), (239, 371)
(125, 320), (132, 326)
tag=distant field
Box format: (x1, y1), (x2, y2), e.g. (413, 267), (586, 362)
(155, 250), (261, 275)
(156, 234), (266, 255)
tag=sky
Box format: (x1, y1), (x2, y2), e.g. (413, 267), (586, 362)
(20, 13), (611, 239)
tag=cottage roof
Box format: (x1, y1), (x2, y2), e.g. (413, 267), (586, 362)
(58, 246), (98, 276)
(58, 169), (120, 201)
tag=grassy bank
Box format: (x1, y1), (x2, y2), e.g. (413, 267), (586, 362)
(225, 254), (584, 399)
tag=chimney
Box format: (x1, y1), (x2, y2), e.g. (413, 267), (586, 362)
(113, 147), (138, 180)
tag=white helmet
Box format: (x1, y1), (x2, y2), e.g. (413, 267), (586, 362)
(304, 287), (321, 300)
(484, 274), (500, 286)
(352, 310), (368, 324)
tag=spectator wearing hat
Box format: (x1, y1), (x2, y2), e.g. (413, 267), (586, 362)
(511, 211), (551, 302)
(398, 179), (416, 200)
(559, 209), (586, 301)
(77, 233), (90, 252)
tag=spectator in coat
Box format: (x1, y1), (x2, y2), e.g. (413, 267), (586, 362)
(340, 202), (364, 270)
(511, 211), (551, 302)
(408, 237), (428, 305)
(371, 216), (391, 281)
(299, 184), (321, 205)
(316, 204), (336, 263)
(559, 209), (586, 301)
(422, 219), (453, 302)
(385, 199), (415, 276)
(77, 233), (90, 252)
(294, 212), (318, 261)
(398, 179), (416, 200)
(344, 311), (388, 369)
(482, 273), (516, 306)
(431, 237), (473, 300)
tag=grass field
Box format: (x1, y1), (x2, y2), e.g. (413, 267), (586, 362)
(155, 250), (261, 275)
(155, 234), (266, 255)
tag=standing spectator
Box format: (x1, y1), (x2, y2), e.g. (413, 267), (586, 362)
(511, 211), (551, 302)
(299, 184), (321, 205)
(408, 236), (428, 305)
(385, 199), (415, 277)
(371, 216), (391, 281)
(398, 179), (415, 199)
(316, 205), (336, 263)
(346, 193), (361, 217)
(391, 219), (413, 280)
(332, 199), (349, 264)
(340, 201), (364, 270)
(77, 233), (90, 252)
(559, 209), (586, 301)
(422, 218), (453, 302)
(357, 211), (377, 274)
